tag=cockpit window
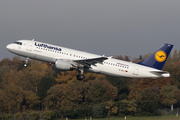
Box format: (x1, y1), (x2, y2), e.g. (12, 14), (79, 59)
(14, 42), (22, 45)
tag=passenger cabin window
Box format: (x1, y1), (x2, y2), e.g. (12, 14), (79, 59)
(14, 42), (22, 45)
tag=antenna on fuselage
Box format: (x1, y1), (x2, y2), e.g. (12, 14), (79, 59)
(32, 39), (34, 41)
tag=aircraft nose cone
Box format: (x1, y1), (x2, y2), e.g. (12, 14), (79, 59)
(6, 44), (12, 51)
(6, 44), (10, 50)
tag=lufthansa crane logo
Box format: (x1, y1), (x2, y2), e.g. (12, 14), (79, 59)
(155, 50), (167, 62)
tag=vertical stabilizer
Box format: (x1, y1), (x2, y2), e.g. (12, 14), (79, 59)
(137, 43), (173, 70)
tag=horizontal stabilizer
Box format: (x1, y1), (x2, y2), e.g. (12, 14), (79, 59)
(149, 71), (170, 77)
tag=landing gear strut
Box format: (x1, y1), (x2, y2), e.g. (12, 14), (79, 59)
(24, 57), (29, 67)
(77, 67), (85, 80)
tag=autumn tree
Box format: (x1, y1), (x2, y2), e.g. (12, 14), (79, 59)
(127, 79), (141, 101)
(0, 58), (48, 112)
(163, 50), (180, 88)
(138, 78), (171, 91)
(54, 70), (106, 85)
(54, 70), (77, 85)
(169, 62), (180, 87)
(172, 50), (179, 63)
(3, 84), (24, 113)
(0, 84), (40, 113)
(0, 65), (8, 88)
(0, 89), (6, 112)
(104, 101), (118, 117)
(44, 79), (118, 110)
(84, 79), (117, 105)
(2, 47), (180, 117)
(23, 90), (40, 110)
(115, 55), (130, 61)
(0, 56), (22, 70)
(22, 60), (49, 93)
(44, 85), (65, 110)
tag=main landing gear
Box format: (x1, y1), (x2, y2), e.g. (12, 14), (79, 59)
(77, 67), (85, 80)
(77, 74), (85, 80)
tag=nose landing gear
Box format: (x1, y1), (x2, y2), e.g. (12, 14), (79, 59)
(24, 57), (29, 67)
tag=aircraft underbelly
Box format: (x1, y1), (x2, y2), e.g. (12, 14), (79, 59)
(97, 64), (130, 77)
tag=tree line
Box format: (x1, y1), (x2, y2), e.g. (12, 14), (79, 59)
(1, 49), (180, 119)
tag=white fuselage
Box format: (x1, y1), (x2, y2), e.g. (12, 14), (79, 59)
(6, 40), (170, 78)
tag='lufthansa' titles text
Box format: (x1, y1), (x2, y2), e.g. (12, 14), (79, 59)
(35, 42), (62, 51)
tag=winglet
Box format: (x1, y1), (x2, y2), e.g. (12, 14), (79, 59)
(137, 43), (173, 70)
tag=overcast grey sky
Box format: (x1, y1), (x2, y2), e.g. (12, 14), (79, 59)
(1, 0), (180, 61)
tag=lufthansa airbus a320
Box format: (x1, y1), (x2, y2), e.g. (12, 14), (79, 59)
(6, 39), (173, 80)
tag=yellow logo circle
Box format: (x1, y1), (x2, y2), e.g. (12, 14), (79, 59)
(155, 50), (167, 62)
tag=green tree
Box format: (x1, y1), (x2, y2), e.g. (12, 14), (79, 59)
(29, 111), (39, 120)
(136, 100), (159, 116)
(43, 111), (55, 120)
(117, 100), (137, 116)
(37, 76), (56, 100)
(139, 55), (142, 60)
(140, 85), (160, 101)
(160, 85), (180, 111)
(106, 76), (129, 100)
(91, 104), (107, 118)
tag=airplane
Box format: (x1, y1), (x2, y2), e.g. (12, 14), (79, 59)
(6, 39), (173, 80)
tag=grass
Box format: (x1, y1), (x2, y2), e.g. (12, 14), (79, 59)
(68, 115), (180, 120)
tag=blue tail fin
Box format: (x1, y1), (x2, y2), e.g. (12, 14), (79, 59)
(137, 43), (173, 70)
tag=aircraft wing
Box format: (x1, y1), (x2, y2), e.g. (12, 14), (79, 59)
(74, 57), (108, 67)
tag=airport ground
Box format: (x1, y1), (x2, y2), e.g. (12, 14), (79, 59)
(69, 115), (180, 120)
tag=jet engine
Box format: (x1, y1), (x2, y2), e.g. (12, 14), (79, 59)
(52, 59), (72, 71)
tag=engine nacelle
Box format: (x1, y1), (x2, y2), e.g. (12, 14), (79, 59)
(52, 59), (72, 71)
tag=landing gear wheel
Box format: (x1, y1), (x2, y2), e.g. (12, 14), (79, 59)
(77, 67), (85, 80)
(24, 57), (29, 67)
(77, 74), (85, 80)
